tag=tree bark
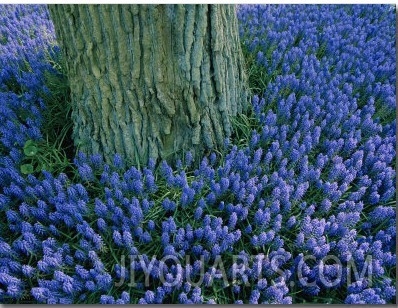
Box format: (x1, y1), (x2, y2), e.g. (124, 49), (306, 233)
(48, 4), (248, 165)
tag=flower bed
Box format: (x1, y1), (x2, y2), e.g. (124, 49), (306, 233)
(0, 4), (395, 304)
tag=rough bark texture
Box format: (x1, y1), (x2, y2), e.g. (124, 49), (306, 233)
(49, 4), (248, 165)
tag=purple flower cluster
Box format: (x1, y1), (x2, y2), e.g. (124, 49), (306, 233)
(0, 5), (57, 162)
(238, 4), (395, 303)
(0, 5), (56, 92)
(0, 3), (395, 305)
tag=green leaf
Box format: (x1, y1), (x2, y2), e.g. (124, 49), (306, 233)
(40, 163), (51, 172)
(20, 164), (34, 175)
(23, 140), (38, 157)
(23, 145), (38, 157)
(23, 139), (35, 147)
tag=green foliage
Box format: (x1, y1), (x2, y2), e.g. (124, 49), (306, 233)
(230, 109), (258, 149)
(23, 139), (38, 157)
(41, 47), (74, 157)
(17, 48), (75, 178)
(241, 43), (269, 97)
(20, 163), (34, 175)
(20, 139), (70, 175)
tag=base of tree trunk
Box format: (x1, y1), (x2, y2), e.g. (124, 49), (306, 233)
(49, 4), (248, 165)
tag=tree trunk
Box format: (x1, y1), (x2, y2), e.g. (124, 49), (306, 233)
(48, 4), (248, 165)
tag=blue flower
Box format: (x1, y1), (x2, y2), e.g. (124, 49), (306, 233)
(144, 290), (155, 303)
(249, 289), (261, 304)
